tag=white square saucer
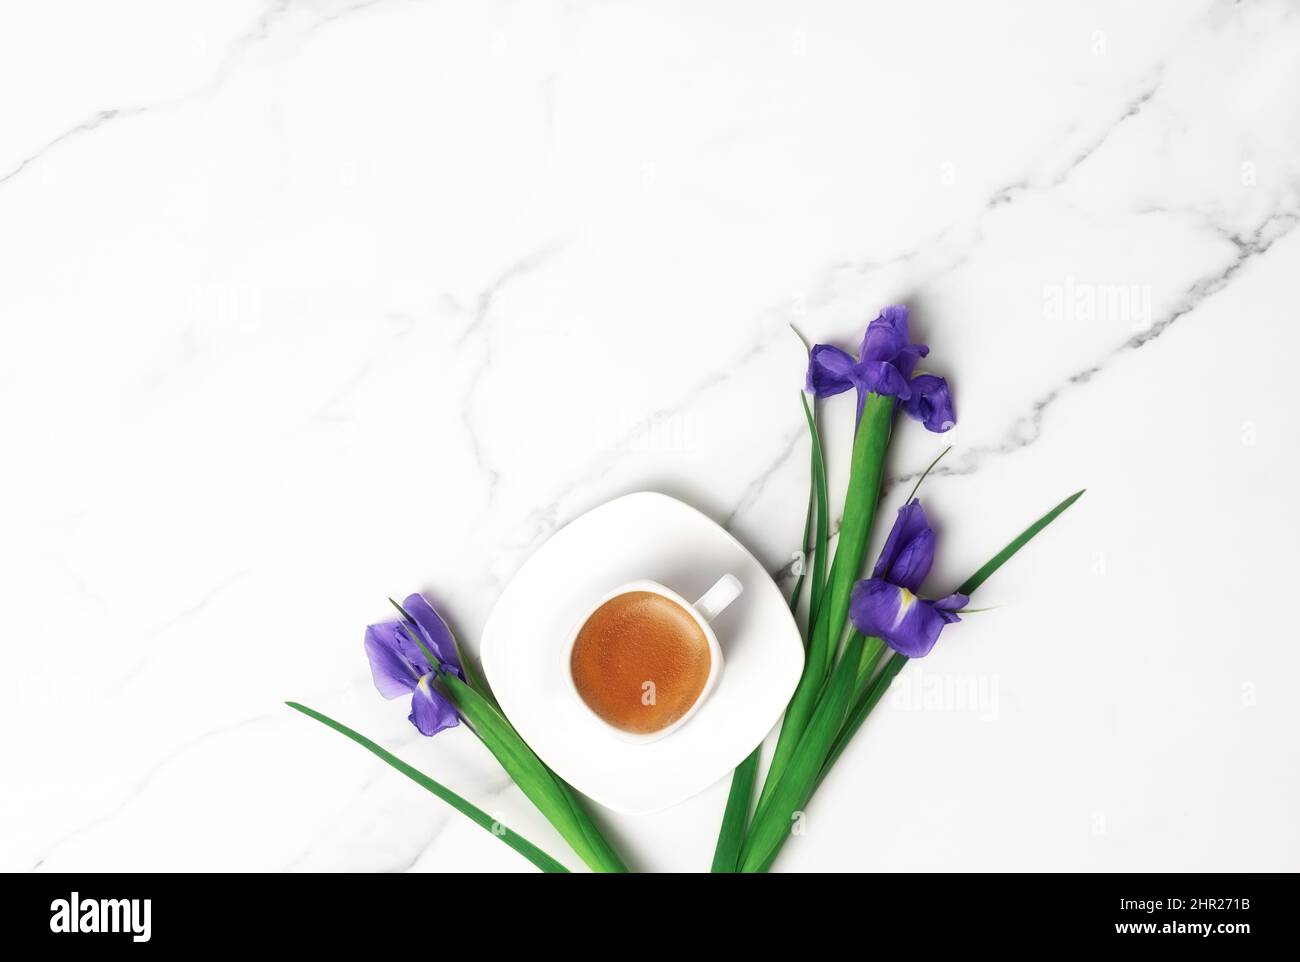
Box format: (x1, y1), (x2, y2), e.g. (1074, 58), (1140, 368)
(480, 491), (804, 814)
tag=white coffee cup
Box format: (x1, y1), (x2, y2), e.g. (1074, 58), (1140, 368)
(561, 574), (743, 744)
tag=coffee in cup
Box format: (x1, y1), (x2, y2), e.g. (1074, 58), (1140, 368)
(564, 576), (741, 742)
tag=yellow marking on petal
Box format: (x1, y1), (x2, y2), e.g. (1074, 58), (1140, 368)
(417, 673), (434, 698)
(893, 588), (917, 629)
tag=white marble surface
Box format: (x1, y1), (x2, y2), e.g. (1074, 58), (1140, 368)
(4, 0), (1299, 872)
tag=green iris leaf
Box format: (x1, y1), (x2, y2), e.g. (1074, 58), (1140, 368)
(956, 489), (1085, 596)
(713, 387), (832, 872)
(710, 745), (759, 873)
(822, 489), (1087, 803)
(738, 486), (1085, 871)
(286, 702), (569, 873)
(739, 632), (867, 873)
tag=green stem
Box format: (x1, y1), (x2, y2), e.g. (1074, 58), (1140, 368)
(757, 393), (893, 808)
(440, 673), (629, 873)
(740, 633), (866, 872)
(818, 651), (907, 787)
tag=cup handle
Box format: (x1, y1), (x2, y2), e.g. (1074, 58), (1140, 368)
(693, 574), (743, 623)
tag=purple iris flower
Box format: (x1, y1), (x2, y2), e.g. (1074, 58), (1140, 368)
(806, 305), (955, 432)
(363, 593), (463, 736)
(849, 500), (968, 657)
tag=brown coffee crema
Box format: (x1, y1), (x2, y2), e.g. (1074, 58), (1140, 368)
(570, 590), (712, 734)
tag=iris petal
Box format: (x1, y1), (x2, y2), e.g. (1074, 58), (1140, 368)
(807, 344), (858, 397)
(885, 597), (953, 658)
(858, 360), (911, 399)
(887, 528), (935, 594)
(932, 592), (969, 620)
(860, 305), (929, 380)
(877, 303), (910, 335)
(364, 622), (421, 699)
(860, 311), (909, 364)
(849, 578), (904, 639)
(402, 593), (463, 676)
(872, 500), (933, 585)
(892, 342), (929, 380)
(851, 579), (967, 658)
(408, 673), (460, 736)
(903, 373), (956, 433)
